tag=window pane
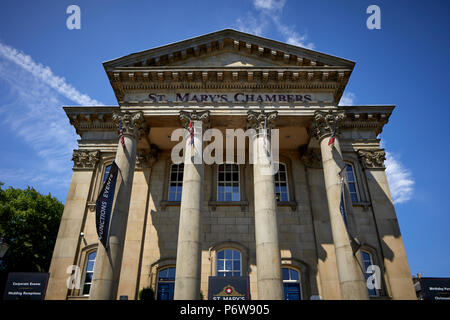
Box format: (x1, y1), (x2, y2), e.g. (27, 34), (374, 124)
(218, 172), (224, 181)
(159, 268), (168, 279)
(103, 165), (111, 183)
(87, 261), (95, 271)
(346, 166), (355, 181)
(282, 268), (289, 280)
(233, 251), (241, 259)
(225, 249), (233, 259)
(233, 260), (240, 271)
(83, 284), (91, 295)
(226, 260), (232, 271)
(84, 272), (93, 283)
(217, 272), (225, 277)
(232, 172), (239, 181)
(232, 193), (240, 201)
(168, 268), (176, 280)
(348, 183), (357, 193)
(233, 272), (240, 276)
(217, 250), (224, 259)
(350, 193), (358, 203)
(290, 269), (299, 281)
(217, 260), (224, 271)
(88, 251), (97, 260)
(225, 272), (232, 277)
(225, 193), (232, 201)
(226, 172), (231, 181)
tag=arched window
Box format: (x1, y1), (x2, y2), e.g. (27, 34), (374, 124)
(345, 163), (359, 202)
(282, 267), (302, 300)
(274, 163), (289, 202)
(168, 164), (184, 201)
(216, 249), (241, 276)
(157, 267), (176, 300)
(361, 251), (379, 297)
(82, 251), (96, 296)
(217, 164), (240, 202)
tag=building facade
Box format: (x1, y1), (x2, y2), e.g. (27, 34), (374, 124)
(45, 29), (416, 300)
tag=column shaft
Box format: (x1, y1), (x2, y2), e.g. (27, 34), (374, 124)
(89, 134), (137, 300)
(249, 112), (284, 300)
(89, 111), (144, 300)
(174, 114), (207, 300)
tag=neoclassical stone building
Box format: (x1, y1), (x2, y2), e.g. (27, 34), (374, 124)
(45, 29), (416, 300)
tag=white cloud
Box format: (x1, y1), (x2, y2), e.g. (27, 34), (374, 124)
(253, 0), (286, 11)
(236, 0), (314, 49)
(0, 42), (102, 106)
(385, 151), (414, 204)
(271, 16), (314, 49)
(339, 92), (356, 106)
(236, 13), (267, 36)
(0, 42), (103, 196)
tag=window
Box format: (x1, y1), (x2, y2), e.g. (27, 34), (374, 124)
(345, 164), (359, 202)
(275, 163), (289, 202)
(157, 267), (176, 300)
(82, 251), (96, 296)
(103, 164), (112, 183)
(282, 267), (302, 300)
(361, 251), (379, 297)
(216, 249), (241, 276)
(168, 164), (184, 201)
(217, 164), (240, 202)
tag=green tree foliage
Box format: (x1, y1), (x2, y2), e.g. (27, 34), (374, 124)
(0, 186), (63, 273)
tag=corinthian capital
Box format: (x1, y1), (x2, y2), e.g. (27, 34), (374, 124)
(247, 110), (278, 130)
(311, 110), (345, 141)
(112, 111), (147, 139)
(179, 110), (210, 129)
(72, 150), (100, 169)
(358, 149), (386, 169)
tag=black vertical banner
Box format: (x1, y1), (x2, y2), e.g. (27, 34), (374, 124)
(96, 161), (119, 248)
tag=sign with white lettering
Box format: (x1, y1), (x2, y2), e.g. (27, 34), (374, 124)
(418, 278), (450, 300)
(3, 272), (49, 300)
(124, 92), (334, 104)
(208, 276), (250, 300)
(96, 161), (119, 248)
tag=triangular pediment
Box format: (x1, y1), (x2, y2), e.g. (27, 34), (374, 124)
(103, 29), (355, 70)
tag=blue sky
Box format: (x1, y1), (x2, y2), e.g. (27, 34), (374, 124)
(0, 0), (449, 278)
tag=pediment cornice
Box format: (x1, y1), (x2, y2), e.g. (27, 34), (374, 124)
(103, 29), (355, 70)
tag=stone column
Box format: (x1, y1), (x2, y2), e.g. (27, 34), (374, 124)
(89, 111), (146, 300)
(247, 110), (284, 300)
(312, 110), (369, 300)
(117, 146), (159, 300)
(174, 110), (209, 300)
(358, 149), (416, 299)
